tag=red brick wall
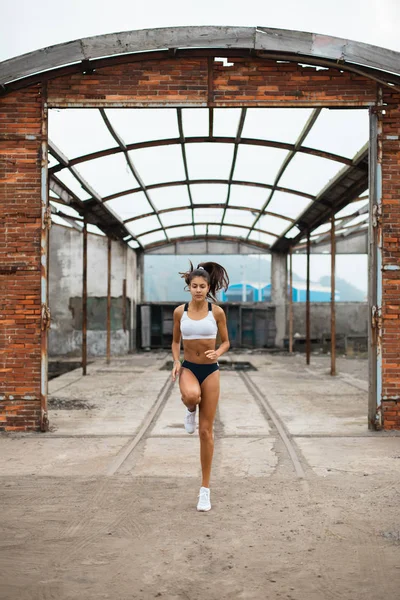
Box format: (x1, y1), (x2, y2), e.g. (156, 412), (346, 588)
(47, 56), (377, 107)
(1, 55), (399, 430)
(0, 86), (43, 431)
(381, 89), (400, 429)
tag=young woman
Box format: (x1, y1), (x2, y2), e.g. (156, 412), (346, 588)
(171, 261), (230, 512)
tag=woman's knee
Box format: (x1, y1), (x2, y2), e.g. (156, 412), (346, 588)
(181, 391), (200, 406)
(199, 426), (213, 442)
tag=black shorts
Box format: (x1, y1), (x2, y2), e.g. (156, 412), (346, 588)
(181, 360), (219, 385)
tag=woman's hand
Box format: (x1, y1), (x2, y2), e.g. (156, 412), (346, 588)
(204, 350), (219, 361)
(171, 360), (181, 382)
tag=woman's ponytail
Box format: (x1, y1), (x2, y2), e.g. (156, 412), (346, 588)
(179, 260), (229, 302)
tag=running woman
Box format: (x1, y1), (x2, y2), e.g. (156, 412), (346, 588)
(171, 261), (230, 512)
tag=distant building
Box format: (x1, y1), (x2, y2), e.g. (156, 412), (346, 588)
(220, 281), (339, 302)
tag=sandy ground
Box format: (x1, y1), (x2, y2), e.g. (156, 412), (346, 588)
(1, 351), (400, 600)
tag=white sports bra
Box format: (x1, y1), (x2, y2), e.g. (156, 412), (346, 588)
(180, 302), (218, 340)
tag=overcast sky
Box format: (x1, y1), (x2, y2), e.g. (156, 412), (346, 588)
(1, 0), (399, 61)
(2, 0), (392, 294)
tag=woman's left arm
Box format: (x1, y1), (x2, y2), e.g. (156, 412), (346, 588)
(204, 306), (230, 361)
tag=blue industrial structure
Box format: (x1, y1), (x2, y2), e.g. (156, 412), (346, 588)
(220, 282), (340, 303)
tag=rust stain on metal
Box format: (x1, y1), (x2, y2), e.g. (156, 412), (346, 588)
(107, 236), (112, 365)
(82, 218), (88, 375)
(40, 82), (49, 432)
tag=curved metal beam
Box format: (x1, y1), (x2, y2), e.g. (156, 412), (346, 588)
(134, 220), (280, 240)
(143, 233), (272, 253)
(123, 204), (294, 225)
(49, 136), (353, 175)
(102, 178), (316, 203)
(2, 26), (400, 88)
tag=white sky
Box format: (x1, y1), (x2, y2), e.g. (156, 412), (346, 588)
(2, 0), (392, 294)
(1, 0), (399, 61)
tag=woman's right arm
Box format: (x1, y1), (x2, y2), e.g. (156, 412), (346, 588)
(171, 306), (183, 381)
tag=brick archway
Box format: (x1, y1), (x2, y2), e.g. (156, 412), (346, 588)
(1, 27), (400, 431)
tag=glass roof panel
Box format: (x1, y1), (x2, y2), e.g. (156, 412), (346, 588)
(278, 154), (344, 196)
(128, 240), (140, 249)
(257, 214), (289, 236)
(55, 169), (91, 200)
(213, 109), (241, 137)
(224, 208), (254, 227)
(87, 224), (105, 236)
(49, 109), (116, 158)
(312, 223), (332, 236)
(127, 215), (161, 237)
(248, 231), (275, 246)
(50, 200), (81, 219)
(228, 185), (268, 210)
(186, 143), (234, 180)
(207, 224), (221, 235)
(129, 145), (185, 186)
(234, 145), (288, 184)
(52, 214), (72, 228)
(107, 192), (153, 221)
(335, 197), (368, 219)
(166, 225), (195, 239)
(193, 208), (224, 223)
(105, 108), (179, 144)
(242, 108), (313, 144)
(182, 108), (209, 137)
(303, 109), (368, 159)
(195, 224), (207, 235)
(160, 210), (192, 228)
(150, 186), (189, 210)
(267, 191), (311, 221)
(344, 214), (369, 228)
(48, 154), (59, 169)
(221, 225), (247, 238)
(190, 183), (227, 204)
(139, 231), (167, 246)
(76, 154), (136, 198)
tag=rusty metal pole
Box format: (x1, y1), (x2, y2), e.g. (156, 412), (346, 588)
(122, 278), (127, 333)
(107, 237), (112, 365)
(306, 231), (311, 365)
(331, 210), (336, 376)
(289, 247), (293, 353)
(82, 217), (87, 375)
(40, 82), (50, 432)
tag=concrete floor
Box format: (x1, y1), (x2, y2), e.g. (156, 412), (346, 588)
(1, 352), (400, 599)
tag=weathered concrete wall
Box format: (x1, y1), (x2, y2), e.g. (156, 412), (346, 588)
(49, 224), (138, 356)
(289, 302), (368, 338)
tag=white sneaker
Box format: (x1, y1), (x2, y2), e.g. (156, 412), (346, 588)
(184, 407), (196, 434)
(197, 487), (211, 511)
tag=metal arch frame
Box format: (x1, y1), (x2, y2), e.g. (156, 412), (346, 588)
(47, 103), (366, 251)
(48, 135), (355, 175)
(2, 26), (400, 89)
(3, 26), (381, 249)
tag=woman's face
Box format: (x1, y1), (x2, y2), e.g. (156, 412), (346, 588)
(189, 276), (210, 301)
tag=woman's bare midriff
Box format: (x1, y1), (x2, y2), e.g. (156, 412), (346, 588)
(183, 339), (217, 363)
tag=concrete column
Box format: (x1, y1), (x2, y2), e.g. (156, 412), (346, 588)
(271, 251), (288, 348)
(136, 250), (145, 304)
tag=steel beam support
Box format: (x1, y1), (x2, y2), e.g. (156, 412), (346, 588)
(368, 97), (383, 429)
(40, 83), (50, 432)
(288, 248), (293, 353)
(107, 237), (112, 365)
(330, 210), (336, 376)
(306, 231), (311, 365)
(82, 217), (88, 375)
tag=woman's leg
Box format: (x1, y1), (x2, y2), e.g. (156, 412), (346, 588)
(179, 367), (201, 411)
(198, 370), (220, 488)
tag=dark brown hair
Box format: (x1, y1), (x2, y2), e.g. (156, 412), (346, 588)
(179, 261), (229, 302)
